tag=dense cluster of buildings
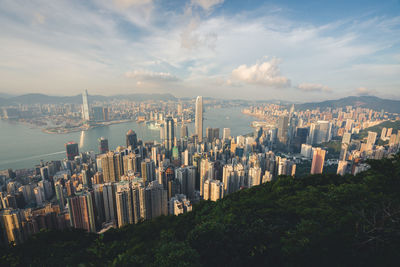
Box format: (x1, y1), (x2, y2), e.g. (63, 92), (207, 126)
(1, 92), (400, 245)
(246, 103), (400, 176)
(0, 94), (298, 245)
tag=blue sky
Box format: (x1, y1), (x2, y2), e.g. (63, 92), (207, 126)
(0, 0), (399, 101)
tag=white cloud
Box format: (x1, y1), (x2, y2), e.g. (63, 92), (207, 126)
(297, 83), (332, 93)
(231, 58), (290, 87)
(0, 1), (399, 99)
(33, 13), (45, 24)
(113, 0), (153, 8)
(191, 0), (224, 11)
(355, 87), (376, 96)
(125, 70), (180, 82)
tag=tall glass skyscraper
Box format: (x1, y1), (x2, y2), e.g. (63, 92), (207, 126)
(82, 89), (91, 122)
(195, 96), (203, 142)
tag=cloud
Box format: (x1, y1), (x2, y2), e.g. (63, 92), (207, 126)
(297, 83), (332, 92)
(125, 70), (180, 82)
(113, 0), (153, 8)
(33, 13), (45, 24)
(191, 0), (224, 11)
(180, 19), (218, 50)
(231, 58), (290, 87)
(355, 87), (376, 96)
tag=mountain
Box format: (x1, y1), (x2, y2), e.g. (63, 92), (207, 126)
(0, 93), (16, 98)
(354, 120), (400, 139)
(2, 155), (400, 266)
(0, 93), (177, 106)
(295, 95), (400, 113)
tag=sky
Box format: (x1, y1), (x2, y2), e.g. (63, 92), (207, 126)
(0, 0), (399, 101)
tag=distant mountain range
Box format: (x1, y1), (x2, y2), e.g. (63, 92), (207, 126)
(0, 93), (177, 106)
(1, 94), (399, 113)
(295, 96), (400, 113)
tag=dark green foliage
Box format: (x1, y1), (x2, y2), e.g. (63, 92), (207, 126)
(2, 155), (400, 266)
(355, 120), (400, 139)
(315, 140), (341, 159)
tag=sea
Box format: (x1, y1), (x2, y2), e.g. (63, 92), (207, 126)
(0, 107), (255, 170)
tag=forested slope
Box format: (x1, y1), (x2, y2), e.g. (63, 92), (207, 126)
(2, 155), (400, 266)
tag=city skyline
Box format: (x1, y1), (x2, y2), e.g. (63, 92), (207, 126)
(1, 0), (399, 101)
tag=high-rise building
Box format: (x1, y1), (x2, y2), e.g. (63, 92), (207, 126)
(380, 128), (387, 140)
(277, 115), (289, 143)
(249, 167), (262, 187)
(169, 194), (192, 215)
(223, 128), (231, 140)
(293, 127), (309, 152)
(92, 106), (105, 122)
(262, 171), (273, 183)
(102, 183), (116, 224)
(203, 179), (224, 201)
(65, 142), (79, 161)
(337, 161), (348, 176)
(180, 124), (188, 139)
(309, 121), (332, 145)
(342, 132), (351, 145)
(200, 159), (214, 196)
(366, 131), (377, 151)
(222, 164), (246, 194)
(176, 166), (196, 200)
(99, 137), (109, 154)
(164, 117), (174, 154)
(126, 130), (138, 149)
(141, 159), (156, 184)
(115, 181), (134, 228)
(310, 148), (326, 174)
(145, 181), (168, 220)
(54, 182), (65, 210)
(123, 153), (141, 174)
(386, 128), (393, 138)
(82, 89), (91, 122)
(100, 151), (123, 183)
(301, 144), (313, 158)
(206, 128), (220, 142)
(0, 209), (24, 245)
(67, 191), (96, 232)
(177, 103), (183, 116)
(195, 96), (203, 142)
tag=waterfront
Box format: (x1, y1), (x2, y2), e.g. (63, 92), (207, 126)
(0, 107), (255, 170)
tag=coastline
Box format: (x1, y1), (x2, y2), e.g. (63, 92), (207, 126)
(42, 119), (136, 134)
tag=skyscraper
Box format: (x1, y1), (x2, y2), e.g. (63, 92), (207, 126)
(180, 124), (188, 139)
(82, 89), (91, 122)
(195, 96), (203, 142)
(342, 132), (351, 145)
(337, 161), (348, 176)
(67, 191), (96, 232)
(366, 131), (377, 151)
(310, 148), (326, 174)
(65, 142), (79, 161)
(100, 151), (123, 183)
(223, 128), (231, 140)
(115, 181), (134, 228)
(277, 115), (289, 143)
(99, 137), (109, 154)
(164, 117), (174, 154)
(126, 130), (138, 149)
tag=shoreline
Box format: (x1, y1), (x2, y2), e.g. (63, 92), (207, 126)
(42, 119), (136, 134)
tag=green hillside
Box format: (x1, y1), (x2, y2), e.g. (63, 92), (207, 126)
(2, 155), (400, 266)
(356, 120), (400, 139)
(295, 96), (400, 113)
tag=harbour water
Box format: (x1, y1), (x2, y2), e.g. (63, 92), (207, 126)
(0, 107), (255, 170)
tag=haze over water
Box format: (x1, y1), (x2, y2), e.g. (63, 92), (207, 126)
(0, 107), (254, 170)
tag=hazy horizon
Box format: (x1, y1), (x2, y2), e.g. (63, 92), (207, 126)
(1, 0), (399, 101)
